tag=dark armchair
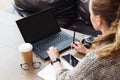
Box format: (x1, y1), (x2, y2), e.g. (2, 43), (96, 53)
(13, 0), (101, 36)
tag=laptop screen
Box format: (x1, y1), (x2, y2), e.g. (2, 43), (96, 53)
(16, 11), (61, 44)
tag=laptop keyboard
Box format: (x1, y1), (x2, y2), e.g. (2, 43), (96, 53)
(33, 32), (71, 52)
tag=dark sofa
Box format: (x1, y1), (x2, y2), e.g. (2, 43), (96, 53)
(13, 0), (101, 36)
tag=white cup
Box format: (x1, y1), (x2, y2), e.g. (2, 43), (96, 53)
(18, 43), (33, 64)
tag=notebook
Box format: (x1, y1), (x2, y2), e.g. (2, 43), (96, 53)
(16, 11), (76, 59)
(37, 52), (81, 80)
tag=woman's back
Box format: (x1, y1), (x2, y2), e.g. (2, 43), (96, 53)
(56, 50), (120, 80)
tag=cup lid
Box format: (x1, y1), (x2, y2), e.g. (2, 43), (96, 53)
(18, 43), (33, 52)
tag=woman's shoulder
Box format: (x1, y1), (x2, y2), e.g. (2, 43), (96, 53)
(75, 51), (120, 79)
(56, 51), (120, 80)
(84, 50), (120, 67)
(84, 50), (119, 65)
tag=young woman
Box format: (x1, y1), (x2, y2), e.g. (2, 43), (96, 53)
(47, 0), (120, 79)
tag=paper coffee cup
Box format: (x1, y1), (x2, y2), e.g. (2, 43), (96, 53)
(18, 43), (33, 64)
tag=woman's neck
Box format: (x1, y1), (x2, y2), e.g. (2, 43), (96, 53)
(101, 23), (109, 35)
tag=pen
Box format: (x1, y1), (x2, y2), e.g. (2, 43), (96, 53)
(73, 26), (76, 43)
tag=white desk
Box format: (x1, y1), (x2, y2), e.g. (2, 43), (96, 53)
(0, 11), (86, 80)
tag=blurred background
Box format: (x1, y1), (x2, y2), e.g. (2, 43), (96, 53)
(0, 0), (13, 9)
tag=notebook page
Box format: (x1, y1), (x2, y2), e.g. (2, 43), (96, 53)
(37, 64), (56, 80)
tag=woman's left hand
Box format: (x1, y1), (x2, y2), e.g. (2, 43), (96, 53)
(47, 46), (60, 59)
(71, 42), (88, 54)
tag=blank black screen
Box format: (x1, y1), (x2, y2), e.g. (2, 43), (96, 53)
(62, 54), (79, 67)
(16, 11), (61, 43)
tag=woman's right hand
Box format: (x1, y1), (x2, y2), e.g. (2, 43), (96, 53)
(71, 42), (89, 54)
(47, 46), (60, 60)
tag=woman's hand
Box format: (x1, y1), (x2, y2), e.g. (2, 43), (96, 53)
(47, 46), (60, 59)
(71, 42), (89, 54)
(47, 46), (63, 73)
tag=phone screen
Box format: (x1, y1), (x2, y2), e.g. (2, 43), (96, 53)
(62, 54), (79, 67)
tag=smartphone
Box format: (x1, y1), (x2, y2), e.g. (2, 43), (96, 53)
(62, 54), (79, 67)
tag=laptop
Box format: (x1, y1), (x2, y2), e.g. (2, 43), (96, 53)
(16, 11), (75, 59)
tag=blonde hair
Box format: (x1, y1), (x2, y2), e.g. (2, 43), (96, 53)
(98, 20), (120, 58)
(91, 0), (120, 58)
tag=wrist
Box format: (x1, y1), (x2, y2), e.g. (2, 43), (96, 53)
(51, 58), (61, 65)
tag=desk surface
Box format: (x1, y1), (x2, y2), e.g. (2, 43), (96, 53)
(0, 11), (86, 80)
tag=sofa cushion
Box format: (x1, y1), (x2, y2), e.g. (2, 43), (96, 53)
(77, 0), (91, 25)
(14, 0), (73, 12)
(13, 0), (101, 36)
(13, 0), (78, 28)
(69, 20), (101, 36)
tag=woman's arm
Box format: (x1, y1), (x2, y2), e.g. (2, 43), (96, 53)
(47, 46), (64, 73)
(47, 46), (98, 80)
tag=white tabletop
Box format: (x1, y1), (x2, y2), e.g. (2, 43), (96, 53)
(0, 11), (86, 80)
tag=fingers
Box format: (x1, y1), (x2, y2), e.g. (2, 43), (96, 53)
(48, 46), (58, 51)
(48, 46), (54, 53)
(71, 42), (83, 52)
(71, 42), (79, 49)
(49, 46), (54, 49)
(48, 46), (54, 51)
(47, 46), (59, 58)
